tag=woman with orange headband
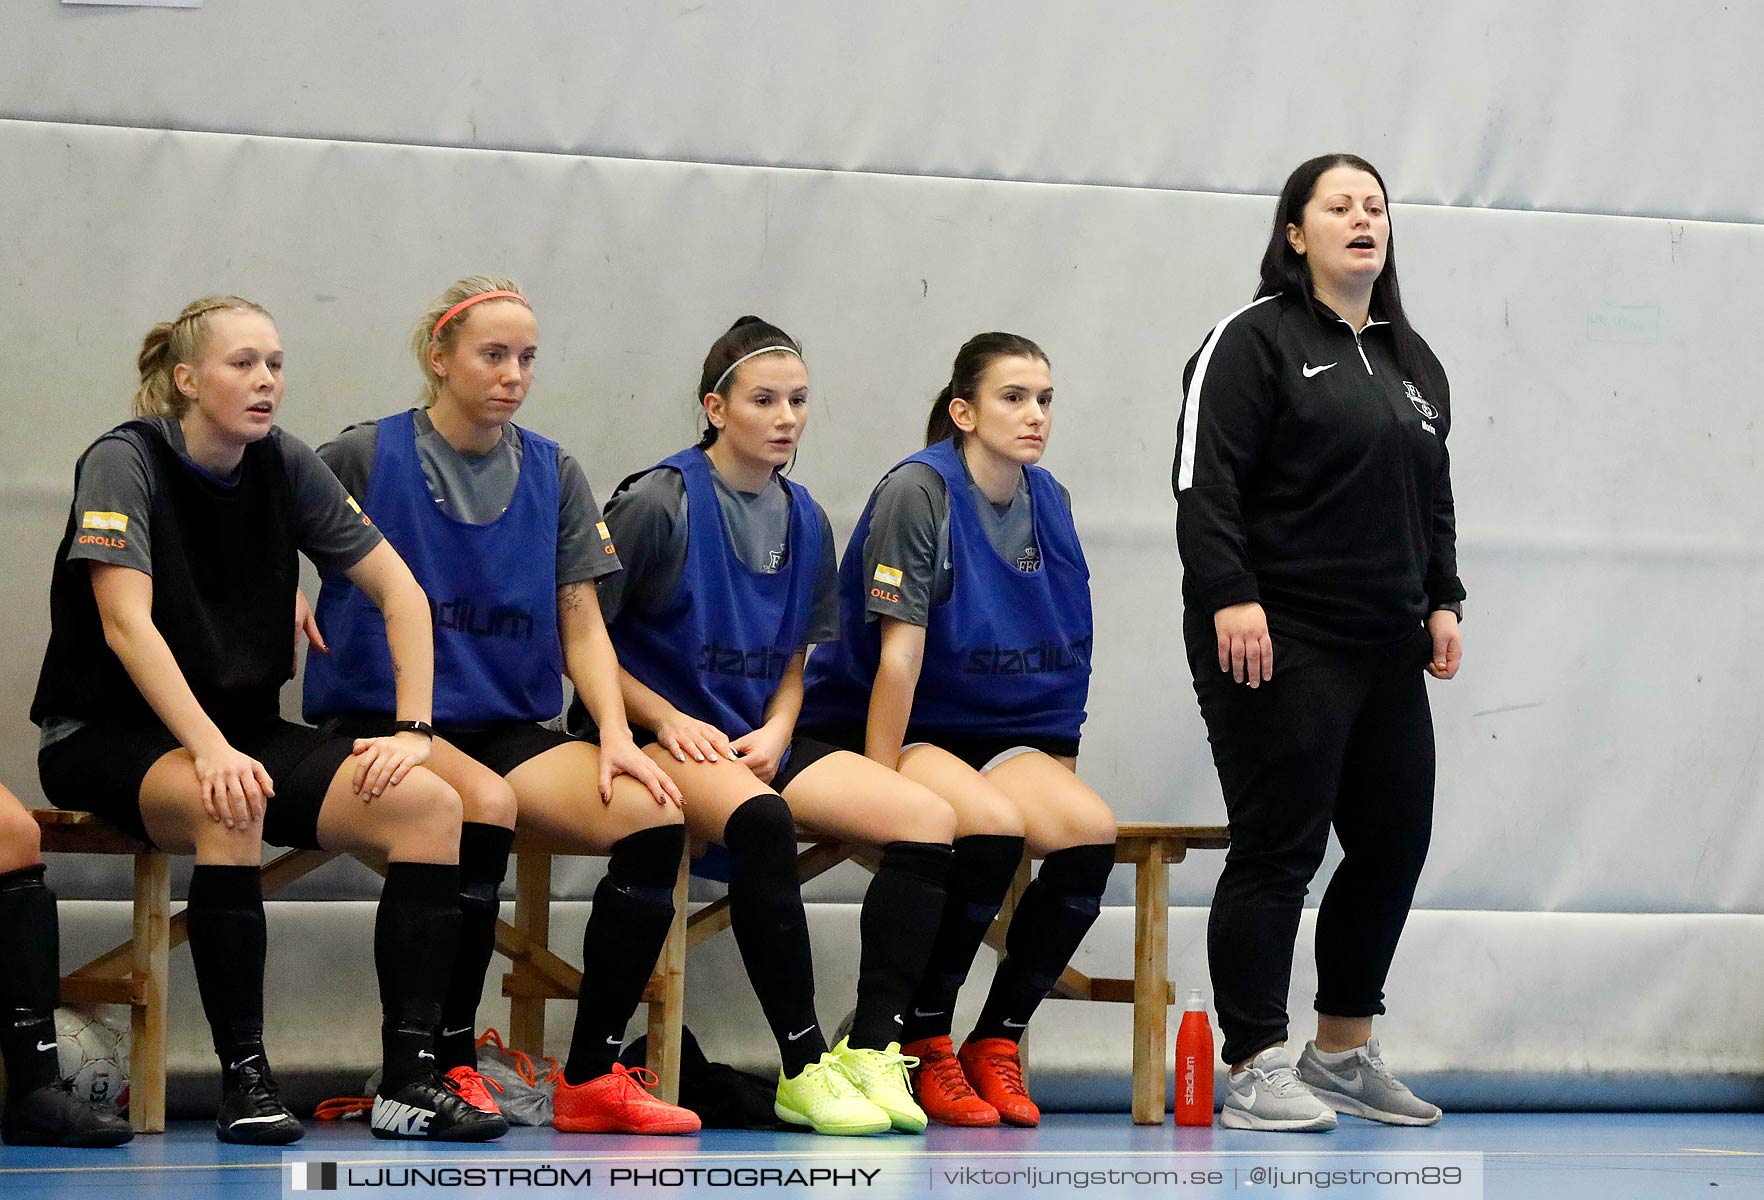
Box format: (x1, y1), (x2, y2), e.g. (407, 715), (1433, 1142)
(305, 276), (699, 1137)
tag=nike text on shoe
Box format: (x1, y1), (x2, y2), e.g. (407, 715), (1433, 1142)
(2, 1080), (134, 1148)
(1219, 1046), (1336, 1132)
(774, 1053), (891, 1136)
(1297, 1038), (1441, 1126)
(552, 1063), (701, 1135)
(372, 1074), (509, 1141)
(216, 1058), (304, 1145)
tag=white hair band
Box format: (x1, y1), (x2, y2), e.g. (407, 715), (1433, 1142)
(712, 344), (802, 395)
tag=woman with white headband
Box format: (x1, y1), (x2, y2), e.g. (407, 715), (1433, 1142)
(306, 276), (698, 1137)
(576, 316), (957, 1137)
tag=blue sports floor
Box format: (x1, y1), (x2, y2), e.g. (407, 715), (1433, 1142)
(2, 1113), (1760, 1199)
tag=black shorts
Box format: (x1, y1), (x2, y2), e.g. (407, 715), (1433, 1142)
(600, 726), (841, 794)
(37, 718), (355, 850)
(321, 715), (576, 779)
(799, 724), (1079, 774)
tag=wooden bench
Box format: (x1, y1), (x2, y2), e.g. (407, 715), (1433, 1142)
(500, 821), (1228, 1125)
(29, 809), (338, 1134)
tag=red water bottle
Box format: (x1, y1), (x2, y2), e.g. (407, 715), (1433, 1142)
(1175, 988), (1215, 1126)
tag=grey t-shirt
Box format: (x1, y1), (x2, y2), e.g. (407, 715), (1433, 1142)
(862, 459), (1073, 627)
(66, 418), (382, 578)
(318, 409), (619, 587)
(598, 458), (839, 646)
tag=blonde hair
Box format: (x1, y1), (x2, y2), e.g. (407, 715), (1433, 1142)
(132, 296), (275, 419)
(411, 275), (528, 406)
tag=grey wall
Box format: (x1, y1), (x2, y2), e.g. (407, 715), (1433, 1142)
(4, 1), (1761, 1106)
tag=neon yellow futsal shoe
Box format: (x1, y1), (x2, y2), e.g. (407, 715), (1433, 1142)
(774, 1052), (891, 1136)
(831, 1038), (926, 1133)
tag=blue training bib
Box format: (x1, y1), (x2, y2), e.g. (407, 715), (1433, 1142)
(608, 447), (821, 739)
(802, 438), (1092, 741)
(303, 409), (564, 725)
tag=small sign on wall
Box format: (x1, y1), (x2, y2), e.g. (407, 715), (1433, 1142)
(63, 1), (203, 7)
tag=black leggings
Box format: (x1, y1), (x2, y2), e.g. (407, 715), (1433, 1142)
(1186, 615), (1436, 1067)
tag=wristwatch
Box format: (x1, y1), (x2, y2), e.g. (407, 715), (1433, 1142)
(391, 720), (435, 739)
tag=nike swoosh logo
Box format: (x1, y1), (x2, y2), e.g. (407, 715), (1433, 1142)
(440, 1027), (473, 1039)
(1238, 1084), (1257, 1108)
(417, 1050), (435, 1060)
(228, 1055), (261, 1070)
(228, 1114), (292, 1126)
(1302, 362), (1337, 378)
(1310, 1062), (1364, 1093)
(912, 1008), (944, 1018)
(605, 1036), (623, 1046)
(892, 1014), (903, 1024)
(1002, 1018), (1028, 1029)
(37, 1040), (58, 1052)
(786, 1026), (816, 1042)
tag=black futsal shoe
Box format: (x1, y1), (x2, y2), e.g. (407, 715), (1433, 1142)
(371, 1072), (509, 1141)
(1, 1079), (134, 1147)
(216, 1054), (305, 1145)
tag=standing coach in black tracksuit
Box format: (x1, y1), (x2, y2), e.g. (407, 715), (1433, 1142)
(1173, 154), (1465, 1133)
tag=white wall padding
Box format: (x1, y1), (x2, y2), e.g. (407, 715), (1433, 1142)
(2, 1), (1762, 223)
(6, 111), (1763, 1103)
(5, 118), (1763, 916)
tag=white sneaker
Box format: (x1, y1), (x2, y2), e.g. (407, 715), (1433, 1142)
(1297, 1037), (1441, 1126)
(1219, 1046), (1337, 1132)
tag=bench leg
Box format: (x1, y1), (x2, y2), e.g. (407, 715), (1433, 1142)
(1131, 848), (1170, 1125)
(645, 851), (688, 1104)
(508, 852), (552, 1057)
(131, 850), (169, 1134)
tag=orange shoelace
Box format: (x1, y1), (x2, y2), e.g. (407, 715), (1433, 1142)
(923, 1051), (978, 1098)
(609, 1062), (661, 1092)
(976, 1050), (1028, 1096)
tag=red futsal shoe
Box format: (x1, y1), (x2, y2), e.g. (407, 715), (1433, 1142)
(443, 1066), (503, 1116)
(958, 1037), (1041, 1127)
(552, 1063), (701, 1135)
(902, 1035), (999, 1127)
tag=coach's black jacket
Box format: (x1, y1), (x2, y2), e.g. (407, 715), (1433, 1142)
(1173, 291), (1465, 647)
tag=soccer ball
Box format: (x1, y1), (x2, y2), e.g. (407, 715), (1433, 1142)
(54, 1006), (130, 1116)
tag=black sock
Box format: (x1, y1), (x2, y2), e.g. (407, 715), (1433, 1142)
(723, 795), (824, 1075)
(969, 843), (1113, 1044)
(186, 865), (268, 1069)
(437, 822), (514, 1071)
(376, 862), (460, 1093)
(564, 824), (683, 1084)
(901, 834), (1024, 1044)
(849, 841), (951, 1050)
(0, 865), (63, 1092)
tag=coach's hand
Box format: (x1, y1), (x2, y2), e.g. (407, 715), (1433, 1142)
(349, 731), (432, 798)
(1426, 610), (1463, 680)
(655, 711), (736, 765)
(1215, 601), (1273, 688)
(193, 741), (274, 829)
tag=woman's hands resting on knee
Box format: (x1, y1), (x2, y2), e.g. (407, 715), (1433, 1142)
(349, 730), (432, 798)
(193, 739), (275, 830)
